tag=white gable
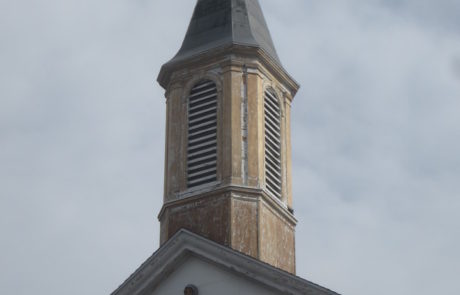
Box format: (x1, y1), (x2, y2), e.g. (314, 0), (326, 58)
(152, 256), (277, 295)
(112, 230), (339, 295)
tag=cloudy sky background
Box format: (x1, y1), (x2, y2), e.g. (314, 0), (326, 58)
(1, 0), (460, 294)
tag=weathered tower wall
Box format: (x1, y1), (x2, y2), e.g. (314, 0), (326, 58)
(158, 53), (298, 273)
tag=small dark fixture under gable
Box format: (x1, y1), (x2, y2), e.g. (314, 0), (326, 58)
(184, 284), (199, 295)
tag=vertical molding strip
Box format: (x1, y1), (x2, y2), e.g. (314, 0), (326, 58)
(241, 66), (249, 185)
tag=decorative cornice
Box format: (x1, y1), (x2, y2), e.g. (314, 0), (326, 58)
(157, 44), (300, 98)
(157, 185), (297, 225)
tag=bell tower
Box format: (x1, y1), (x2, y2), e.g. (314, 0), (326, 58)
(157, 0), (299, 273)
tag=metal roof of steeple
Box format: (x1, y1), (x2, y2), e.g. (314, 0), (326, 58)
(168, 0), (281, 65)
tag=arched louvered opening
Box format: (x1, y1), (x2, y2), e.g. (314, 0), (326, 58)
(187, 80), (218, 188)
(264, 90), (282, 199)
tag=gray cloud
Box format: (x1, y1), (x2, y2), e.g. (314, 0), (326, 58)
(1, 1), (459, 295)
(379, 0), (460, 33)
(263, 1), (460, 294)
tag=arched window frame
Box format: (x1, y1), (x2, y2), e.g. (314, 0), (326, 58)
(186, 79), (219, 189)
(263, 88), (283, 200)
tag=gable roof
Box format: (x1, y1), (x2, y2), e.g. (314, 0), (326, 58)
(112, 229), (341, 295)
(167, 0), (280, 66)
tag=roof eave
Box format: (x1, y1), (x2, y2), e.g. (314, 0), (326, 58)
(157, 44), (300, 98)
(111, 229), (341, 295)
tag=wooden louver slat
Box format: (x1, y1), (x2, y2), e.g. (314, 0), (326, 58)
(264, 90), (282, 199)
(187, 80), (218, 188)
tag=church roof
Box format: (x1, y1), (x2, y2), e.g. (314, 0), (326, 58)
(168, 0), (281, 65)
(112, 230), (341, 295)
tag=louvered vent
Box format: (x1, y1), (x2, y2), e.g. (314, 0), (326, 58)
(264, 90), (282, 199)
(187, 80), (218, 188)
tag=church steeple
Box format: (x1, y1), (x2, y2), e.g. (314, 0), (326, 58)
(157, 0), (299, 274)
(170, 0), (280, 65)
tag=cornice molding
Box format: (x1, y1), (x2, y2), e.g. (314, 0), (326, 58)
(157, 185), (297, 226)
(157, 44), (300, 99)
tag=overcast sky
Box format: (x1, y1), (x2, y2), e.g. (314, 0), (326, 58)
(1, 1), (460, 294)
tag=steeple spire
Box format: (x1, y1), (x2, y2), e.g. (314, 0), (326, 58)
(156, 0), (299, 274)
(113, 3), (338, 294)
(168, 0), (280, 65)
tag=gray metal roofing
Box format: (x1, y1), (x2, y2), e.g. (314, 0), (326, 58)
(170, 0), (281, 64)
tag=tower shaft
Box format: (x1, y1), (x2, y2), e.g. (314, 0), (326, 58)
(157, 0), (299, 273)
